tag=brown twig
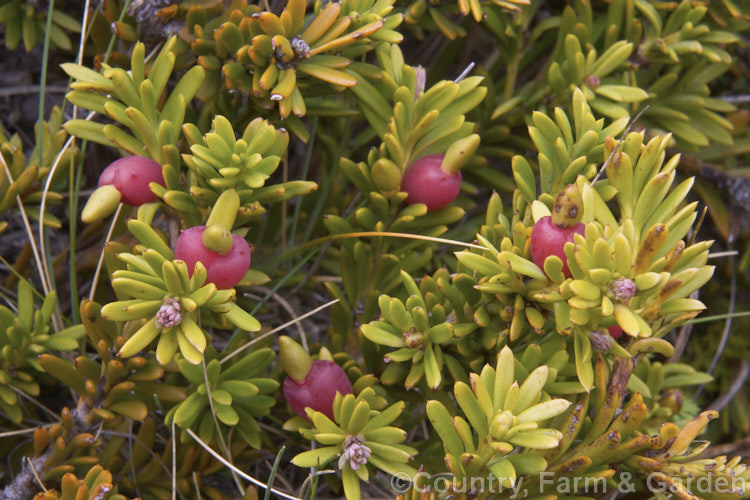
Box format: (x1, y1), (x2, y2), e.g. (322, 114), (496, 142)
(0, 450), (52, 500)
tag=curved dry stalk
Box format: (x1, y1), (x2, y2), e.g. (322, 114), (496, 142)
(0, 86), (68, 98)
(88, 203), (123, 301)
(249, 286), (309, 351)
(220, 299), (339, 364)
(708, 360), (749, 412)
(185, 429), (303, 500)
(304, 231), (486, 251)
(9, 385), (59, 421)
(591, 105), (650, 184)
(0, 429), (36, 439)
(696, 249), (737, 400)
(200, 354), (244, 495)
(39, 116), (93, 305)
(0, 156), (49, 298)
(72, 0), (92, 99)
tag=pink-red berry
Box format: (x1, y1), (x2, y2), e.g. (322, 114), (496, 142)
(99, 156), (165, 206)
(608, 325), (624, 339)
(174, 226), (251, 289)
(530, 215), (585, 278)
(98, 163), (118, 187)
(283, 360), (353, 421)
(401, 154), (461, 211)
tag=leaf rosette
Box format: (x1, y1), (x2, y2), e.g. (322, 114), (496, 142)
(187, 0), (402, 118)
(166, 349), (278, 448)
(457, 89), (713, 346)
(0, 280), (85, 423)
(0, 107), (76, 233)
(100, 220), (261, 365)
(292, 387), (417, 500)
(164, 115), (317, 222)
(426, 346), (570, 490)
(362, 269), (502, 390)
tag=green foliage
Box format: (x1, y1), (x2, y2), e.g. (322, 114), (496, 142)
(167, 348), (278, 448)
(177, 115), (316, 219)
(427, 346), (571, 487)
(196, 0), (402, 118)
(0, 280), (85, 423)
(293, 388), (417, 499)
(63, 37), (204, 162)
(0, 106), (76, 232)
(0, 0), (80, 51)
(1, 1), (750, 500)
(100, 219), (260, 365)
(362, 268), (492, 389)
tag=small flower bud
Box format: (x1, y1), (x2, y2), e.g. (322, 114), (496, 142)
(81, 185), (122, 223)
(609, 278), (637, 302)
(659, 388), (683, 415)
(291, 36), (311, 59)
(414, 66), (426, 101)
(402, 328), (424, 349)
(584, 75), (600, 90)
(279, 335), (313, 383)
(489, 410), (513, 440)
(590, 330), (614, 352)
(155, 298), (182, 329)
(339, 434), (372, 471)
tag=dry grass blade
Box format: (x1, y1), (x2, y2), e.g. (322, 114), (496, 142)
(708, 360), (749, 412)
(27, 457), (46, 492)
(185, 429), (303, 500)
(306, 231), (485, 250)
(0, 156), (50, 298)
(591, 105), (650, 184)
(247, 287), (310, 351)
(172, 420), (177, 500)
(0, 429), (36, 438)
(88, 203), (123, 300)
(221, 299), (339, 364)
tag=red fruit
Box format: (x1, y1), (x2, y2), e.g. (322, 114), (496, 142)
(608, 325), (624, 339)
(401, 154), (461, 211)
(283, 360), (353, 420)
(99, 156), (165, 206)
(174, 226), (251, 289)
(98, 163), (118, 187)
(530, 215), (585, 278)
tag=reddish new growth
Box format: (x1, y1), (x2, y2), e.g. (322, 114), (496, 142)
(401, 154), (461, 211)
(174, 226), (251, 290)
(99, 156), (165, 206)
(283, 360), (353, 421)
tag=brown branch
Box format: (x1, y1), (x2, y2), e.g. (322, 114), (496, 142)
(0, 449), (53, 500)
(0, 400), (94, 500)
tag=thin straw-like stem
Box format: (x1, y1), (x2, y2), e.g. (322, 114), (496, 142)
(185, 429), (302, 500)
(221, 299), (338, 364)
(88, 203), (123, 301)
